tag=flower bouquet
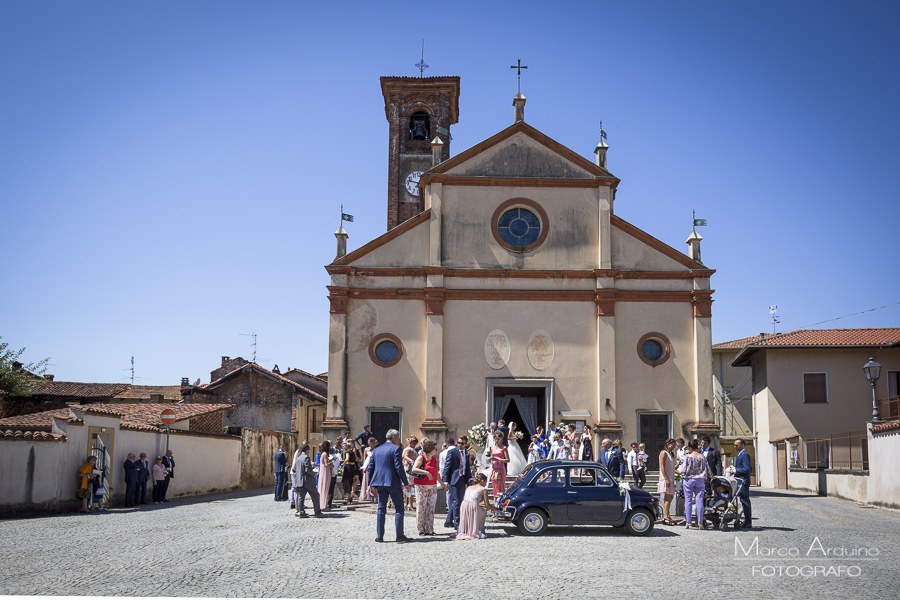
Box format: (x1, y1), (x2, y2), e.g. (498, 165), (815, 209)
(512, 430), (524, 441)
(467, 422), (489, 447)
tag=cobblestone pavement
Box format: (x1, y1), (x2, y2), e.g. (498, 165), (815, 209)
(0, 488), (898, 599)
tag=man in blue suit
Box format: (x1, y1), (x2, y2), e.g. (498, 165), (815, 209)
(733, 438), (752, 528)
(599, 439), (626, 479)
(441, 435), (472, 530)
(274, 445), (288, 501)
(123, 453), (139, 507)
(366, 428), (410, 543)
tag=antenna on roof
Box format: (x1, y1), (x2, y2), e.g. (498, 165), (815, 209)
(121, 356), (146, 385)
(769, 306), (780, 334)
(240, 332), (257, 362)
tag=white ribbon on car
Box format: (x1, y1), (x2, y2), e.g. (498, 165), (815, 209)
(618, 480), (632, 513)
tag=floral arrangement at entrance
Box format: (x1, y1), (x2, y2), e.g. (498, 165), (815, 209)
(467, 422), (489, 447)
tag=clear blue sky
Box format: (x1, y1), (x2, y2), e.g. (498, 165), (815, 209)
(2, 1), (899, 385)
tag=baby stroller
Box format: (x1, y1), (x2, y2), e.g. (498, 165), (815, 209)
(703, 476), (743, 531)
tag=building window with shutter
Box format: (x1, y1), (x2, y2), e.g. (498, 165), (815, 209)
(803, 373), (828, 403)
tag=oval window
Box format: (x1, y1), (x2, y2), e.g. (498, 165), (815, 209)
(491, 198), (549, 253)
(368, 334), (404, 368)
(636, 333), (671, 367)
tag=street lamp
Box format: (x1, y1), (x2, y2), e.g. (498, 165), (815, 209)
(863, 357), (882, 422)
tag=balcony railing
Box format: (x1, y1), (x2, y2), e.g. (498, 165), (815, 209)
(800, 430), (869, 471)
(876, 395), (900, 421)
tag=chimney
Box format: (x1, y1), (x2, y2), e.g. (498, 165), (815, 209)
(335, 224), (348, 259)
(43, 374), (54, 381)
(273, 364), (280, 374)
(181, 377), (190, 388)
(221, 356), (230, 367)
(513, 92), (526, 123)
(12, 361), (22, 371)
(431, 135), (443, 166)
(686, 229), (703, 264)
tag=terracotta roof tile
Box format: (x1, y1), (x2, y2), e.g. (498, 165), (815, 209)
(26, 381), (130, 398)
(113, 385), (182, 401)
(72, 403), (232, 430)
(0, 408), (82, 429)
(0, 429), (67, 442)
(715, 328), (900, 351)
(870, 421), (900, 435)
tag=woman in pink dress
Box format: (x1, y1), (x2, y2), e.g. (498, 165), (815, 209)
(490, 431), (510, 499)
(656, 438), (678, 525)
(317, 440), (333, 512)
(455, 473), (495, 540)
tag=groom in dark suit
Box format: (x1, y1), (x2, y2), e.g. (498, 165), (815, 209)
(441, 435), (472, 530)
(366, 428), (410, 543)
(701, 436), (722, 476)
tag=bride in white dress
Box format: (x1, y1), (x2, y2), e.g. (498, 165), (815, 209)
(505, 422), (528, 477)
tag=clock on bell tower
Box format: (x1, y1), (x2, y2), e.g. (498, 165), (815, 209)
(380, 76), (460, 230)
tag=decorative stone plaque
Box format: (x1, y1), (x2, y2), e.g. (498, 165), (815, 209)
(484, 330), (511, 370)
(527, 329), (554, 370)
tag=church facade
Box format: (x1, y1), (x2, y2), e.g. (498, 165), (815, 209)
(323, 76), (718, 466)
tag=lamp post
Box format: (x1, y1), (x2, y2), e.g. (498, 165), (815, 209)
(863, 357), (882, 422)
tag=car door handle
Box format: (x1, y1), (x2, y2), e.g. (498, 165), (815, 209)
(567, 491), (578, 494)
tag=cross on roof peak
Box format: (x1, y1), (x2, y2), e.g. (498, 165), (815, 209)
(510, 59), (528, 94)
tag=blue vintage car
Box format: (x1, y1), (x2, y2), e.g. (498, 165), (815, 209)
(496, 460), (658, 536)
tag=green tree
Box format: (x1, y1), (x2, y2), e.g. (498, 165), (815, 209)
(0, 337), (50, 396)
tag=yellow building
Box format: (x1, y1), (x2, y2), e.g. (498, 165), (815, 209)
(323, 77), (718, 469)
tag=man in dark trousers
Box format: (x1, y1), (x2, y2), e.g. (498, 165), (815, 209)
(366, 428), (409, 543)
(701, 436), (722, 476)
(160, 450), (175, 502)
(136, 452), (150, 505)
(294, 443), (322, 518)
(441, 435), (473, 531)
(732, 438), (753, 529)
(599, 438), (626, 479)
(274, 445), (288, 501)
(123, 453), (139, 507)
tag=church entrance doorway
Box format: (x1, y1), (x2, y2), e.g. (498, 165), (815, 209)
(485, 378), (555, 456)
(367, 407), (402, 445)
(637, 411), (672, 471)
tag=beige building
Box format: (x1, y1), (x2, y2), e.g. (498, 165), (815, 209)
(729, 328), (900, 489)
(323, 78), (719, 469)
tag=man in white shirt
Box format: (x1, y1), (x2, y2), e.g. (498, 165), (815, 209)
(439, 439), (452, 522)
(626, 442), (639, 482)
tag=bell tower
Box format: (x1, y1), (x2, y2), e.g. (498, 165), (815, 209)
(380, 76), (460, 230)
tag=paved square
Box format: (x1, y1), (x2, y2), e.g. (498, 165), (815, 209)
(0, 488), (897, 598)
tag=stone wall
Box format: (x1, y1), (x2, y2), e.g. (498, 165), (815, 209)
(239, 428), (298, 490)
(194, 371), (295, 432)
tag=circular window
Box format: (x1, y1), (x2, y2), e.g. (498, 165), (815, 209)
(491, 198), (549, 252)
(369, 333), (404, 368)
(637, 332), (671, 367)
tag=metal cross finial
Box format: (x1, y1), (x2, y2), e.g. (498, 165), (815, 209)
(510, 59), (528, 93)
(415, 39), (429, 78)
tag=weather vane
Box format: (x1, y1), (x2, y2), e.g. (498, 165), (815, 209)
(510, 59), (528, 94)
(415, 39), (429, 78)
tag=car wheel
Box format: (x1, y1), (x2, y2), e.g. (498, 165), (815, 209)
(625, 508), (654, 536)
(517, 507), (548, 536)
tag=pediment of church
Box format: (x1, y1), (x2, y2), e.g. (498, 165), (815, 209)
(427, 121), (615, 181)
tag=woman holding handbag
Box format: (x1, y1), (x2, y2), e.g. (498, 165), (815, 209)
(411, 439), (445, 536)
(489, 431), (510, 503)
